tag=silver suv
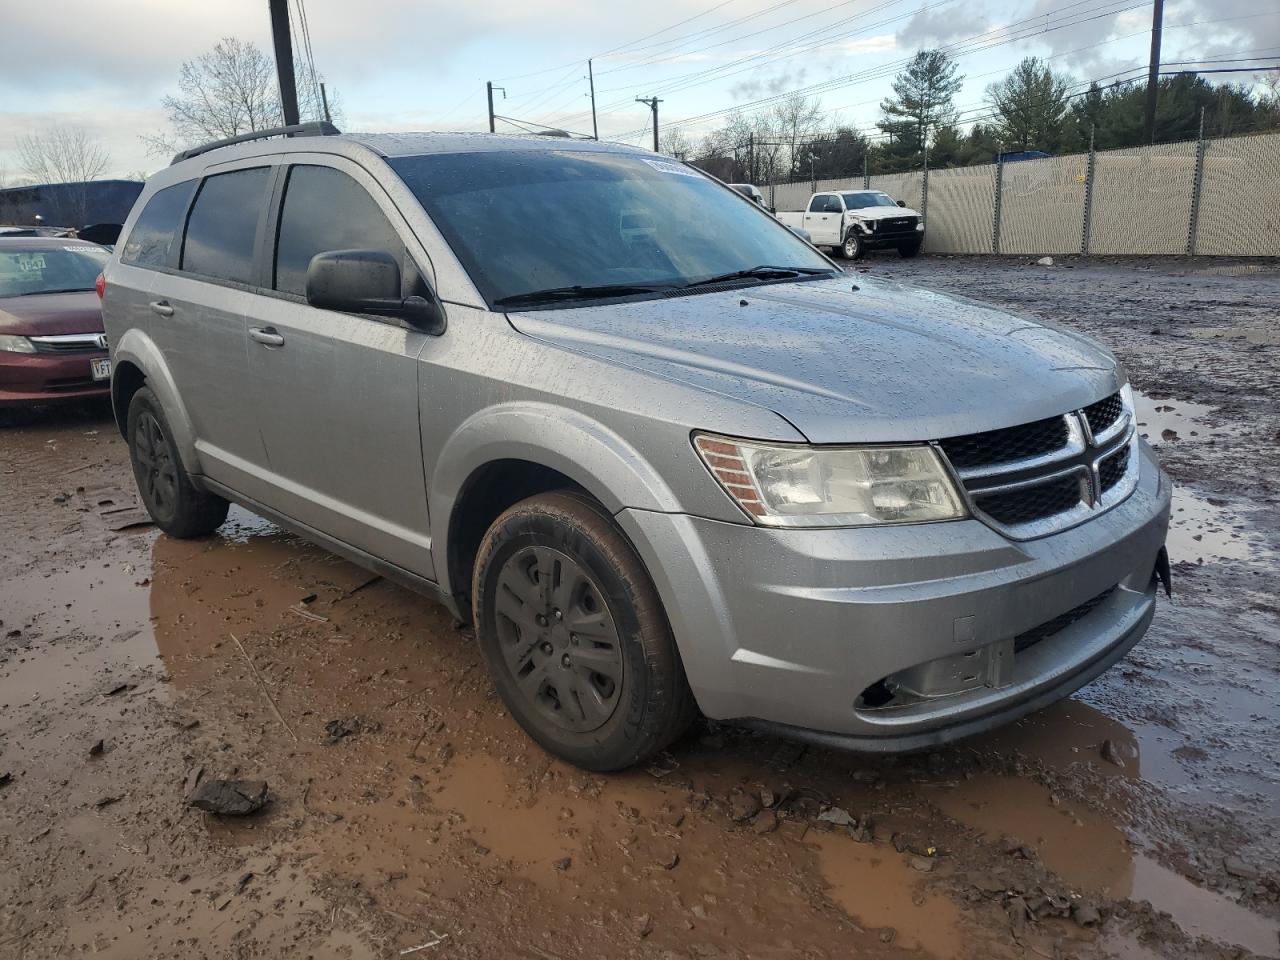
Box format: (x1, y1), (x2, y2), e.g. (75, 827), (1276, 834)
(101, 124), (1171, 771)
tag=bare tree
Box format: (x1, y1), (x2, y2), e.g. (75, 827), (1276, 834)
(771, 93), (825, 178)
(143, 37), (340, 156)
(17, 126), (110, 185)
(659, 127), (693, 161)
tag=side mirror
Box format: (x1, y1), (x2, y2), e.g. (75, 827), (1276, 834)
(788, 226), (813, 243)
(306, 249), (445, 335)
(896, 200), (906, 207)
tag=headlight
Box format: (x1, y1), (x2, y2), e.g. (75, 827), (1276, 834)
(0, 334), (35, 354)
(694, 433), (967, 527)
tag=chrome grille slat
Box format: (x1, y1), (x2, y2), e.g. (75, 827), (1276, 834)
(937, 391), (1138, 539)
(29, 333), (107, 354)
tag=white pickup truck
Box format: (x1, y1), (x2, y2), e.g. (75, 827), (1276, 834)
(777, 189), (924, 260)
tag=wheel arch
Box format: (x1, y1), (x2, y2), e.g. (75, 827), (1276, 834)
(430, 403), (683, 617)
(111, 329), (200, 475)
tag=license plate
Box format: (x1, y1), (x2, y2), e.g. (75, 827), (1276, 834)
(91, 358), (111, 381)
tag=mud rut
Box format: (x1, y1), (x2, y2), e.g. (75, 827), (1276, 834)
(1, 255), (1277, 960)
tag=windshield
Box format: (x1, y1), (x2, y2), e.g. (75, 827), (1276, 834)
(389, 150), (832, 307)
(841, 192), (898, 209)
(0, 246), (108, 298)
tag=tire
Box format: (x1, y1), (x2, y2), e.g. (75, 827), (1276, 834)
(898, 239), (922, 258)
(126, 386), (229, 538)
(841, 230), (866, 260)
(472, 490), (696, 771)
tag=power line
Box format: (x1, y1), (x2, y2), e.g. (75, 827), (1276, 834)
(612, 0), (1150, 138)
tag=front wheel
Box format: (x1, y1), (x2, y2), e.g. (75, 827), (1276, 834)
(472, 490), (696, 771)
(898, 238), (922, 258)
(127, 386), (228, 538)
(842, 231), (866, 260)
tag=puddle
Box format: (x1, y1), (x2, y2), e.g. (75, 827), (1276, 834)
(931, 772), (1280, 956)
(1190, 325), (1280, 345)
(808, 831), (963, 956)
(1166, 486), (1271, 564)
(1129, 855), (1280, 957)
(433, 754), (580, 871)
(978, 699), (1140, 778)
(1131, 390), (1229, 447)
(930, 773), (1133, 895)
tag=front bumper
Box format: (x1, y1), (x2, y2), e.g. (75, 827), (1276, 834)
(617, 440), (1170, 750)
(0, 351), (110, 406)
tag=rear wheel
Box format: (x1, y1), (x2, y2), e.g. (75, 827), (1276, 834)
(127, 387), (228, 538)
(842, 231), (866, 260)
(472, 490), (696, 771)
(898, 239), (922, 258)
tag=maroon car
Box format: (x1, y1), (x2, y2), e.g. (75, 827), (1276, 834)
(0, 237), (111, 406)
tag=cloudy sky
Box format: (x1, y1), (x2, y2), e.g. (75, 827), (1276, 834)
(1, 0), (1276, 179)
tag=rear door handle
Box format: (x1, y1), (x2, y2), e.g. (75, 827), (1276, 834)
(249, 326), (285, 348)
(149, 300), (174, 317)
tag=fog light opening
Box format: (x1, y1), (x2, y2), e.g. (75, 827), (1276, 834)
(856, 678), (899, 709)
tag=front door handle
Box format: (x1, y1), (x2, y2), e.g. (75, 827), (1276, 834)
(249, 326), (285, 347)
(149, 300), (174, 317)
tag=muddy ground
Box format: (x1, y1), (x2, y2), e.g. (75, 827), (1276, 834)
(1, 255), (1277, 960)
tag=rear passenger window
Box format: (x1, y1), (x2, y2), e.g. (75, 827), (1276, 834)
(182, 167), (271, 285)
(120, 181), (196, 267)
(274, 165), (404, 297)
(807, 195), (826, 213)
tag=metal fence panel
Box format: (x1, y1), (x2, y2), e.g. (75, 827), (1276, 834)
(771, 181), (814, 212)
(868, 171), (924, 212)
(1088, 142), (1197, 255)
(922, 164), (997, 253)
(761, 133), (1278, 255)
(998, 154), (1089, 255)
(1194, 132), (1280, 257)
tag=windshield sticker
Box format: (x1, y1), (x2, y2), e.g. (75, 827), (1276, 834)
(18, 254), (47, 272)
(642, 158), (703, 178)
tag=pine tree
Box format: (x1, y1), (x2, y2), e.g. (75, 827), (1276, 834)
(985, 57), (1071, 153)
(877, 50), (963, 162)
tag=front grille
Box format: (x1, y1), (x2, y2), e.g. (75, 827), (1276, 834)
(1015, 587), (1115, 652)
(1098, 447), (1128, 492)
(30, 334), (104, 354)
(1084, 393), (1123, 436)
(973, 473), (1083, 526)
(938, 415), (1069, 471)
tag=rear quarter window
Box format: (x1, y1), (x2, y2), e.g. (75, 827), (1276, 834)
(120, 180), (196, 268)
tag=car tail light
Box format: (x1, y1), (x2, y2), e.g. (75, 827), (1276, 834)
(95, 273), (106, 299)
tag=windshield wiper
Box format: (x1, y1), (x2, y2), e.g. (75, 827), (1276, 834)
(683, 265), (834, 289)
(493, 283), (677, 307)
(21, 287), (95, 296)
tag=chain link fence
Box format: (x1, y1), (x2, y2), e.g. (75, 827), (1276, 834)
(764, 131), (1280, 257)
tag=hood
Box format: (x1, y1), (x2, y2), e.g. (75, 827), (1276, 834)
(850, 206), (920, 221)
(0, 291), (104, 337)
(508, 275), (1121, 444)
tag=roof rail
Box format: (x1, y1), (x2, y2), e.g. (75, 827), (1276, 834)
(170, 121), (341, 166)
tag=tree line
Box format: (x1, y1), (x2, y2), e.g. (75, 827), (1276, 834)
(672, 52), (1280, 185)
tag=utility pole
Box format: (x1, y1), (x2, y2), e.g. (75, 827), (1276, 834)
(588, 60), (598, 140)
(636, 97), (662, 152)
(267, 0), (300, 125)
(1143, 0), (1164, 144)
(486, 81), (505, 133)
